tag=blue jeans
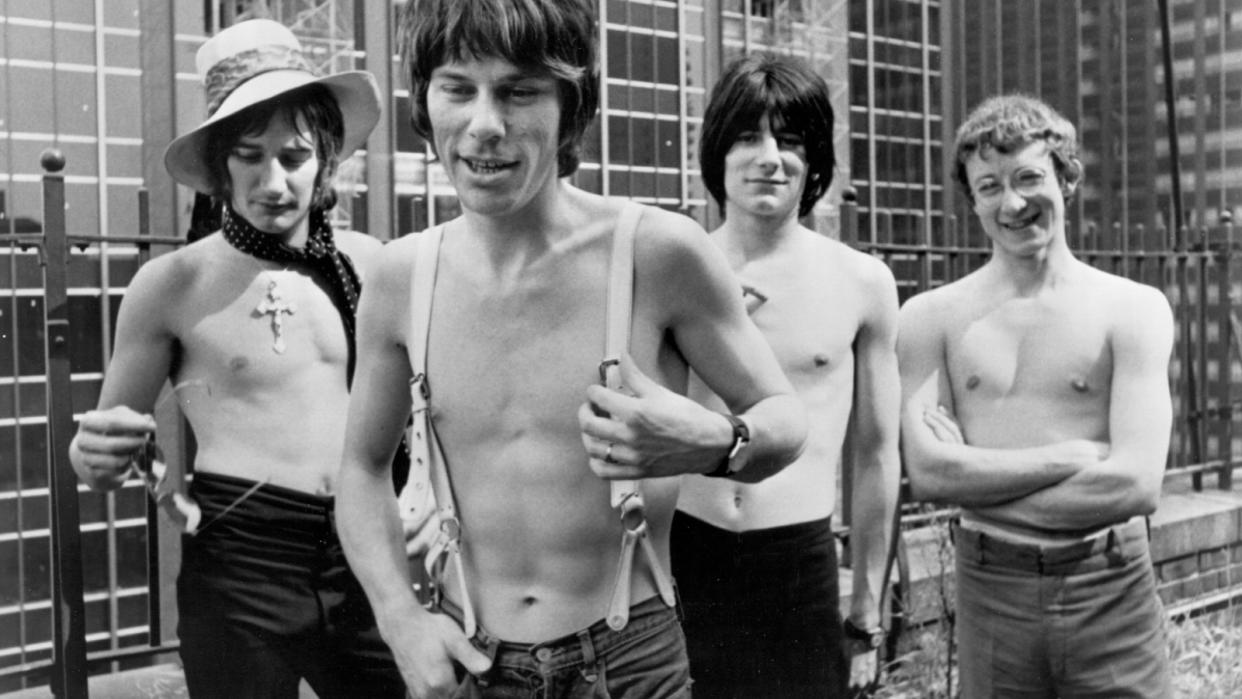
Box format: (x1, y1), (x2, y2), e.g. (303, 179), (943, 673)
(670, 512), (846, 699)
(439, 594), (691, 698)
(955, 519), (1171, 698)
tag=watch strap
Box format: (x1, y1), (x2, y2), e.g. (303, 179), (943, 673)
(703, 414), (748, 478)
(843, 618), (885, 649)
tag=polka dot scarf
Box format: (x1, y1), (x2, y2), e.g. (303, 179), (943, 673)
(221, 205), (361, 384)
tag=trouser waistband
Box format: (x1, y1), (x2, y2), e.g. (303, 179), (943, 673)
(436, 594), (677, 674)
(953, 518), (1148, 574)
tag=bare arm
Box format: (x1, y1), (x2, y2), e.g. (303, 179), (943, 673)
(846, 259), (901, 629)
(580, 211), (805, 484)
(973, 286), (1173, 531)
(69, 257), (179, 491)
(897, 291), (1098, 506)
(335, 239), (489, 697)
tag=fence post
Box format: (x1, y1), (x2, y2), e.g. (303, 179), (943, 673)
(41, 149), (89, 698)
(1220, 216), (1235, 491)
(839, 187), (858, 247)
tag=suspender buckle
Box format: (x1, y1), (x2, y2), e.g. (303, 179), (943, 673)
(411, 373), (431, 400)
(598, 357), (620, 386)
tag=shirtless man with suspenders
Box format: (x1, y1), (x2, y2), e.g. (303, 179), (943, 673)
(334, 2), (807, 698)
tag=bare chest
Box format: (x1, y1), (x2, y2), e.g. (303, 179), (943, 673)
(947, 306), (1112, 408)
(743, 270), (859, 385)
(176, 270), (349, 388)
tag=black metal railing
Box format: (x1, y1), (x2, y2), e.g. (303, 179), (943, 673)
(4, 160), (1240, 697)
(0, 151), (185, 697)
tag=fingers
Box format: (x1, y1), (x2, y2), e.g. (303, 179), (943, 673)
(847, 648), (879, 689)
(577, 400), (627, 445)
(578, 421), (637, 479)
(447, 634), (492, 676)
(922, 405), (965, 444)
(79, 406), (157, 437)
(616, 352), (659, 397)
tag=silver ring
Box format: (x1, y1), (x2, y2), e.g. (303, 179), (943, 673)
(604, 442), (615, 464)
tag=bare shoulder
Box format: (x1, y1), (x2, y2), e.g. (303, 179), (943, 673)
(823, 236), (897, 291)
(899, 271), (975, 326)
(128, 234), (216, 297)
(366, 232), (420, 298)
(629, 202), (716, 272)
(1085, 266), (1173, 333)
(334, 230), (383, 277)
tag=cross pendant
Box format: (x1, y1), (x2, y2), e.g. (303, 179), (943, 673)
(255, 279), (296, 353)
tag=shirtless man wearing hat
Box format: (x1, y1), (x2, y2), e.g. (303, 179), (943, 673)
(68, 18), (404, 698)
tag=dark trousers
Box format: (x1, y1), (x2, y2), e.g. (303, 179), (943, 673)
(954, 520), (1172, 698)
(177, 472), (404, 698)
(671, 511), (847, 698)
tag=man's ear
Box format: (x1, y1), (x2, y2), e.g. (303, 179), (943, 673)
(1061, 157), (1083, 199)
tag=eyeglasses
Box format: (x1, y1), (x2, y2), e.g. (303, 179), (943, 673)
(972, 169), (1049, 202)
(130, 380), (267, 536)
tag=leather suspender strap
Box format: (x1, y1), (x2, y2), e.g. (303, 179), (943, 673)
(602, 201), (677, 631)
(400, 225), (477, 637)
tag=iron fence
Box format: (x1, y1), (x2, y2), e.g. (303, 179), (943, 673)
(3, 154), (1240, 696)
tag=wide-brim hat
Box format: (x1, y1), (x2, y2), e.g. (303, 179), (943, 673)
(164, 18), (381, 196)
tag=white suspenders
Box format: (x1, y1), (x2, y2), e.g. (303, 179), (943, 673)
(600, 202), (678, 630)
(397, 201), (675, 637)
(401, 222), (478, 637)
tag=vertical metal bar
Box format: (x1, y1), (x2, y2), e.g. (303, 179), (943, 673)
(362, 0), (394, 239)
(676, 0), (689, 212)
(1218, 223), (1233, 490)
(1194, 225), (1209, 484)
(1157, 0), (1186, 235)
(864, 0), (877, 244)
(1177, 222), (1202, 485)
(917, 212), (930, 292)
(134, 188), (165, 646)
(42, 149), (89, 698)
(599, 0), (611, 198)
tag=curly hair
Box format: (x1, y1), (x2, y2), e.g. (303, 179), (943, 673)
(953, 94), (1082, 204)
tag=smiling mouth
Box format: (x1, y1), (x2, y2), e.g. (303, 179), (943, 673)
(1002, 212), (1040, 230)
(749, 179), (788, 186)
(463, 158), (516, 174)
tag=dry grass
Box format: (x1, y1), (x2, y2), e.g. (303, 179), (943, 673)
(1167, 614), (1242, 698)
(873, 614), (1242, 698)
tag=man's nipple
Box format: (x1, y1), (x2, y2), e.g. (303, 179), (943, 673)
(965, 375), (980, 390)
(1071, 378), (1089, 393)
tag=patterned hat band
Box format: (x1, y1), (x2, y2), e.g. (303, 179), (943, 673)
(204, 45), (315, 116)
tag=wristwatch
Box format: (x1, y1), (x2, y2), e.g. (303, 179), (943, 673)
(843, 618), (885, 651)
(703, 414), (750, 478)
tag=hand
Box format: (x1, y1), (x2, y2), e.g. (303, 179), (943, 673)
(70, 405), (158, 489)
(847, 643), (880, 695)
(578, 353), (729, 480)
(922, 405), (965, 444)
(382, 604), (492, 698)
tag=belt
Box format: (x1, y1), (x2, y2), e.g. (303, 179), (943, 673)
(953, 518), (1148, 574)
